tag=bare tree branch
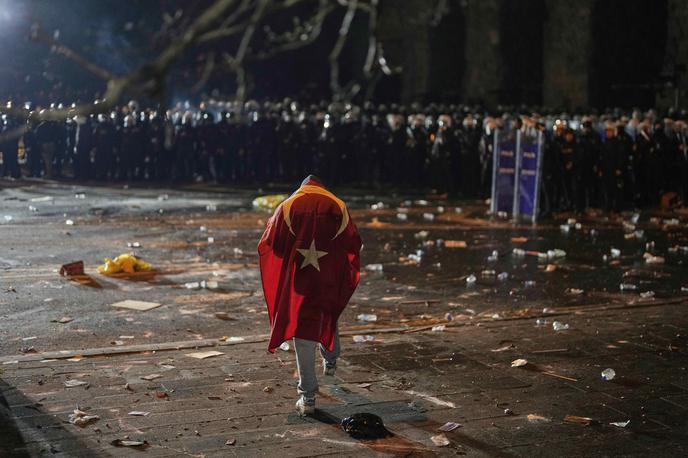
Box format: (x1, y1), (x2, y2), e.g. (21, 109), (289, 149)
(30, 27), (117, 81)
(329, 0), (358, 98)
(362, 0), (378, 77)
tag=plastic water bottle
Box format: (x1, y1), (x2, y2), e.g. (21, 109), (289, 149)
(552, 321), (570, 331)
(601, 368), (616, 381)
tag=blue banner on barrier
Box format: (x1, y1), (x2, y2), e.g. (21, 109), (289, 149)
(494, 136), (517, 214)
(518, 138), (540, 217)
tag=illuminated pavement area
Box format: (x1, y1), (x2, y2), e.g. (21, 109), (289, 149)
(1, 180), (688, 457)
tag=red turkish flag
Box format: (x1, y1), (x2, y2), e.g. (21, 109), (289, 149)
(258, 179), (361, 353)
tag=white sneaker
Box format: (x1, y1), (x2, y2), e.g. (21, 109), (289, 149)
(295, 397), (315, 416)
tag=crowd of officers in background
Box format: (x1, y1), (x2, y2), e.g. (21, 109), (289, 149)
(0, 99), (686, 214)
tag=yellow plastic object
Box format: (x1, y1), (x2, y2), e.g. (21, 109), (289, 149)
(252, 194), (288, 212)
(97, 254), (153, 275)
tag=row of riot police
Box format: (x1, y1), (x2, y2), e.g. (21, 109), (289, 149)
(1, 101), (687, 211)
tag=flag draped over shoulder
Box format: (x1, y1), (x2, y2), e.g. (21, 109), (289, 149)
(258, 179), (361, 353)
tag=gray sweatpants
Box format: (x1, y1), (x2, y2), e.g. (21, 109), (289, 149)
(293, 329), (340, 401)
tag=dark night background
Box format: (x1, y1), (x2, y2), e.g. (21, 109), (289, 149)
(0, 0), (684, 109)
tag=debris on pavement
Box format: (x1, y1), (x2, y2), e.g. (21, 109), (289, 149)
(601, 368), (616, 381)
(187, 350), (224, 359)
(141, 374), (162, 381)
(438, 422), (462, 432)
(364, 263), (383, 272)
(430, 434), (451, 446)
(68, 408), (99, 427)
(341, 413), (391, 439)
(445, 240), (467, 248)
(564, 415), (597, 426)
(552, 321), (570, 331)
(526, 414), (550, 423)
(353, 335), (375, 343)
(252, 194), (288, 211)
(110, 300), (161, 311)
(357, 313), (378, 322)
(59, 261), (84, 276)
(51, 316), (73, 324)
(214, 312), (235, 321)
(511, 359), (528, 367)
(610, 420), (630, 428)
(225, 439), (237, 446)
(128, 411), (150, 416)
(279, 342), (290, 351)
(97, 253), (153, 275)
(64, 379), (89, 388)
(111, 439), (149, 448)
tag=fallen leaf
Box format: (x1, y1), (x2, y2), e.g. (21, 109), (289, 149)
(68, 409), (99, 427)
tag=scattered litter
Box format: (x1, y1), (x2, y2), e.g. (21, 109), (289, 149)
(187, 351), (224, 360)
(564, 415), (596, 426)
(30, 196), (53, 202)
(206, 204), (217, 211)
(552, 321), (570, 331)
(28, 205), (38, 212)
(111, 439), (148, 448)
(214, 312), (234, 321)
(59, 261), (84, 276)
(545, 264), (557, 273)
(128, 411), (150, 417)
(51, 316), (73, 324)
(365, 263), (383, 272)
(566, 288), (584, 295)
(513, 248), (526, 257)
(643, 253), (665, 264)
(466, 274), (477, 285)
(438, 422), (462, 432)
(127, 242), (141, 248)
(225, 439), (237, 446)
(98, 254), (153, 275)
(487, 250), (499, 262)
(141, 374), (162, 381)
(185, 282), (201, 289)
(414, 230), (430, 240)
(524, 280), (536, 288)
(511, 236), (528, 243)
(445, 240), (467, 248)
(64, 379), (89, 388)
(262, 386), (273, 393)
(357, 314), (378, 322)
(610, 248), (620, 258)
(430, 434), (450, 446)
(253, 194), (289, 211)
(511, 359), (528, 368)
(497, 272), (509, 281)
(491, 344), (515, 352)
(68, 409), (99, 427)
(431, 325), (446, 332)
(601, 368), (616, 381)
(640, 291), (655, 299)
(396, 213), (408, 221)
(527, 414), (550, 423)
(547, 249), (567, 259)
(157, 194), (169, 201)
(207, 237), (215, 244)
(619, 283), (638, 291)
(610, 420), (630, 428)
(110, 300), (161, 311)
(65, 219), (74, 226)
(341, 413), (391, 439)
(481, 270), (496, 277)
(353, 335), (375, 343)
(423, 213), (435, 221)
(279, 341), (290, 351)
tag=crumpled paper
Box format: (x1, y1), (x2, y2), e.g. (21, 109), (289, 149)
(97, 253), (153, 275)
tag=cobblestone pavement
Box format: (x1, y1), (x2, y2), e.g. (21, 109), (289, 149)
(1, 180), (688, 456)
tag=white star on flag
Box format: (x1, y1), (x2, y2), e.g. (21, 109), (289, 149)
(296, 240), (328, 271)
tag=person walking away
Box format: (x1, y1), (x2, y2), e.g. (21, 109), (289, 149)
(258, 175), (361, 416)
